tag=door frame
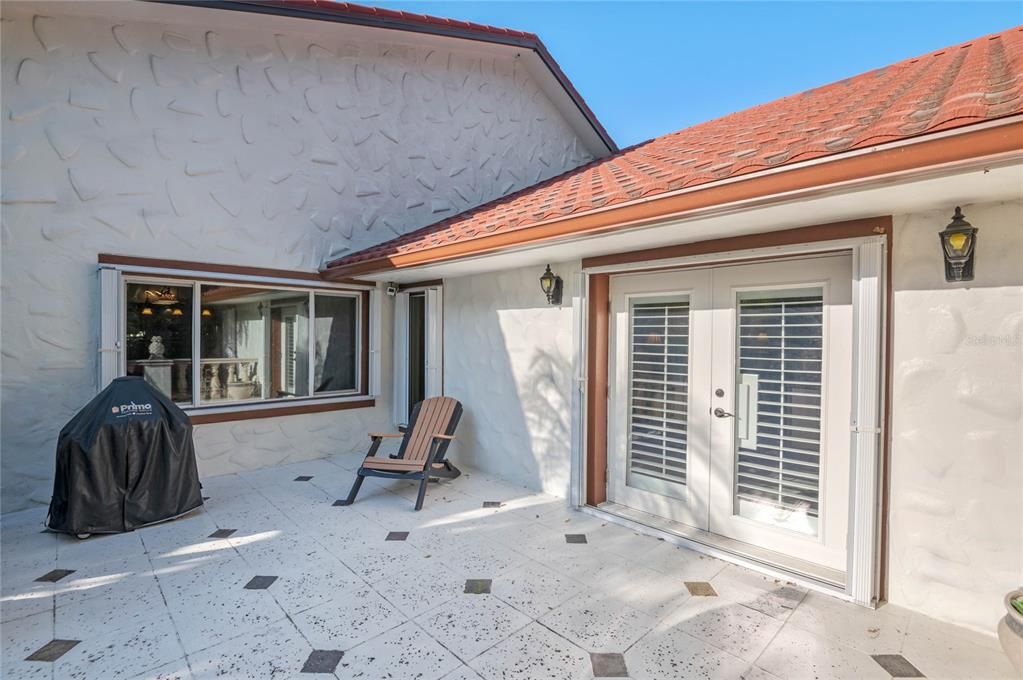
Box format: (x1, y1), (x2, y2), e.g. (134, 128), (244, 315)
(572, 216), (891, 607)
(392, 281), (444, 426)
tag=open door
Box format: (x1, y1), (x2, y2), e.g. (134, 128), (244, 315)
(393, 284), (443, 426)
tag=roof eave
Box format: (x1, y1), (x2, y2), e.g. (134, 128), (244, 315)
(320, 118), (1023, 279)
(150, 0), (617, 155)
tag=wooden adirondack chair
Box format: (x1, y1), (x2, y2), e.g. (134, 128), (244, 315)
(336, 396), (463, 511)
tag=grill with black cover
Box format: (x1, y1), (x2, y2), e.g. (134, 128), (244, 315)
(47, 376), (203, 535)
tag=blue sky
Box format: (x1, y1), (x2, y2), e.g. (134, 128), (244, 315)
(372, 1), (1022, 148)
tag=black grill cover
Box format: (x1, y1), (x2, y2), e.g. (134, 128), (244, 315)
(47, 376), (203, 534)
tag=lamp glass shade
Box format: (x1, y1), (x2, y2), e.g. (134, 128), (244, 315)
(539, 265), (556, 296)
(141, 306), (153, 316)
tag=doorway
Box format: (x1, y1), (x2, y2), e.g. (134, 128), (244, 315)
(607, 254), (853, 573)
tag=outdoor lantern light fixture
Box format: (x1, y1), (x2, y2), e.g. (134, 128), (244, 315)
(939, 206), (978, 282)
(539, 264), (563, 305)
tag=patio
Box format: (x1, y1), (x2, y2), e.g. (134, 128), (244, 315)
(1, 451), (1015, 680)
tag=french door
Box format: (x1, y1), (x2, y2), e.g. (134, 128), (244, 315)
(608, 254), (852, 571)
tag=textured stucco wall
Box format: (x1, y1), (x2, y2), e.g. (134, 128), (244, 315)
(442, 261), (581, 498)
(0, 4), (591, 513)
(888, 200), (1023, 633)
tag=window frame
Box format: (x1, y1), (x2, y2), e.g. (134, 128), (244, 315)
(112, 270), (371, 419)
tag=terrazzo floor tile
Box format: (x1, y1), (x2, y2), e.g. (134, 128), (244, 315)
(539, 591), (656, 653)
(709, 565), (807, 620)
(371, 565), (470, 618)
(291, 586), (406, 651)
(589, 562), (691, 618)
(658, 595), (784, 663)
(55, 574), (166, 636)
(624, 625), (752, 680)
(3, 609), (55, 665)
(440, 665), (486, 680)
(637, 541), (729, 580)
(490, 560), (585, 619)
(261, 559), (364, 615)
(186, 619), (313, 678)
(469, 621), (592, 680)
(53, 611), (185, 680)
(786, 591), (911, 654)
(414, 593), (532, 660)
(334, 621), (461, 680)
(163, 581), (287, 654)
(900, 611), (1019, 680)
(54, 529), (150, 567)
(756, 624), (891, 680)
(128, 658), (193, 680)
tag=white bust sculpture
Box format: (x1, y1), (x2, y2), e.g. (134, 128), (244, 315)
(148, 335), (165, 360)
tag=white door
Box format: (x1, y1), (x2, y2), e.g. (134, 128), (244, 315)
(709, 256), (852, 570)
(608, 268), (713, 528)
(608, 254), (852, 572)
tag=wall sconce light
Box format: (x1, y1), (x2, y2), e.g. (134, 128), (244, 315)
(141, 306), (153, 316)
(539, 264), (563, 306)
(171, 308), (183, 316)
(939, 206), (978, 282)
(201, 308), (213, 318)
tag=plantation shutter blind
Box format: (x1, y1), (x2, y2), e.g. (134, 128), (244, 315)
(627, 297), (690, 497)
(735, 289), (824, 527)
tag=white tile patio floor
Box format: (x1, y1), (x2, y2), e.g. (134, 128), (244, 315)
(1, 451), (1017, 680)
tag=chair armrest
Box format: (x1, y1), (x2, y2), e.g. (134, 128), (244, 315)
(369, 432), (404, 439)
(431, 434), (455, 441)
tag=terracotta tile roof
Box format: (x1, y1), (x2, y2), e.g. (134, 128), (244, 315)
(326, 25), (1023, 272)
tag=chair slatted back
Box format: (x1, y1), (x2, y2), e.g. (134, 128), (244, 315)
(397, 397), (461, 464)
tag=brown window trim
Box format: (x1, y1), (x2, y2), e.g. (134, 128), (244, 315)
(188, 398), (375, 425)
(114, 257), (375, 411)
(99, 253), (375, 289)
(583, 220), (894, 600)
(398, 279), (444, 291)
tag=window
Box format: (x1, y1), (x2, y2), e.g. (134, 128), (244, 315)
(122, 276), (363, 409)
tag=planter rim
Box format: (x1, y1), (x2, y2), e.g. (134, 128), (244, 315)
(1006, 588), (1023, 624)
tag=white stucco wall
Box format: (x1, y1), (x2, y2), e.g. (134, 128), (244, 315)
(0, 3), (592, 513)
(442, 260), (582, 498)
(887, 199), (1023, 633)
(439, 200), (1022, 634)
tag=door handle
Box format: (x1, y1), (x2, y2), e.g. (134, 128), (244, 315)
(713, 407), (735, 418)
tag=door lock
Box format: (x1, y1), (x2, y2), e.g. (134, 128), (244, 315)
(715, 388), (725, 397)
(713, 407), (735, 418)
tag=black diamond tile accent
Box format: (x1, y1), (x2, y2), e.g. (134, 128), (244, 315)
(591, 652), (629, 678)
(871, 654), (926, 678)
(464, 579), (492, 594)
(482, 501), (503, 508)
(208, 529), (236, 539)
(26, 639), (80, 662)
(685, 581), (717, 596)
(565, 533), (587, 544)
(301, 649), (344, 673)
(294, 475), (313, 481)
(386, 531), (409, 541)
(244, 575), (278, 590)
(35, 569), (75, 583)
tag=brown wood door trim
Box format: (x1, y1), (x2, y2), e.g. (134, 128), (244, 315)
(582, 216), (890, 270)
(585, 273), (609, 506)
